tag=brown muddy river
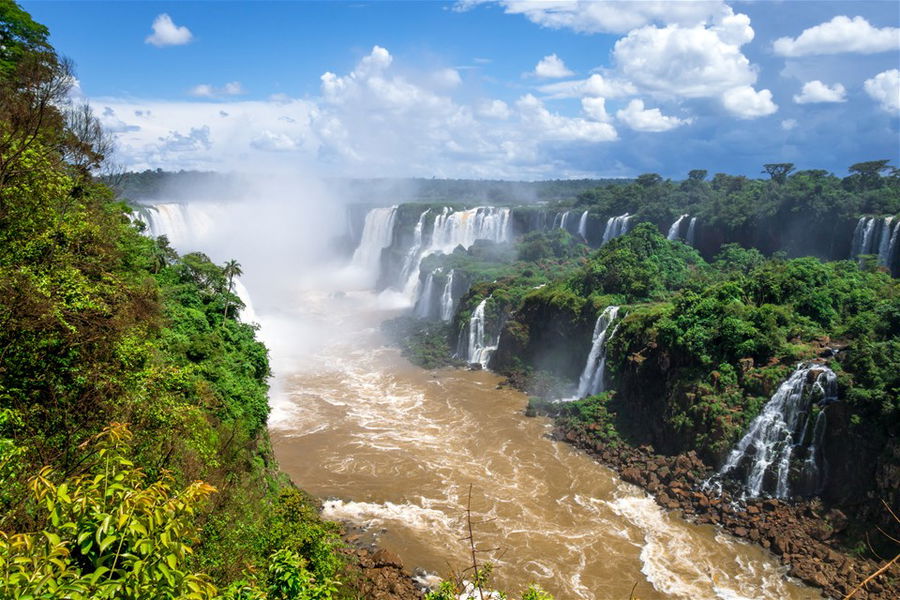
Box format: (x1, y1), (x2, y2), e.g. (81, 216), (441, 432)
(268, 291), (819, 600)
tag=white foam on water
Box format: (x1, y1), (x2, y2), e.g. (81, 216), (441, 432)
(322, 498), (457, 534)
(604, 484), (796, 600)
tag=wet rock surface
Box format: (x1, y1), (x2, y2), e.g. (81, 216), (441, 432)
(340, 524), (425, 600)
(554, 425), (899, 600)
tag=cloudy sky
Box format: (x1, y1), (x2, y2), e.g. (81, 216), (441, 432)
(25, 0), (900, 179)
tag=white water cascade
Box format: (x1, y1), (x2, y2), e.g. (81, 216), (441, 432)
(666, 214), (689, 240)
(398, 209), (430, 296)
(851, 216), (898, 267)
(439, 269), (456, 322)
(398, 206), (511, 305)
(351, 206), (398, 277)
(577, 210), (589, 239)
(573, 306), (621, 399)
(466, 297), (499, 368)
(686, 217), (697, 246)
(718, 363), (837, 499)
(414, 269), (438, 319)
(601, 214), (633, 245)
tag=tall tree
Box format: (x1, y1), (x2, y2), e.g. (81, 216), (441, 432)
(222, 259), (243, 321)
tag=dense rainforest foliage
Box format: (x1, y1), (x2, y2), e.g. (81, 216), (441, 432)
(0, 5), (352, 597)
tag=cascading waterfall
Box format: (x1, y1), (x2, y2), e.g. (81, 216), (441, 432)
(686, 217), (697, 246)
(574, 306), (621, 398)
(601, 214), (633, 244)
(143, 203), (191, 247)
(439, 269), (456, 322)
(577, 210), (589, 239)
(399, 209), (430, 296)
(718, 363), (837, 499)
(351, 205), (398, 275)
(666, 214), (689, 240)
(403, 206), (511, 309)
(429, 206), (511, 254)
(465, 297), (498, 368)
(414, 269), (438, 319)
(560, 211), (571, 231)
(851, 216), (899, 267)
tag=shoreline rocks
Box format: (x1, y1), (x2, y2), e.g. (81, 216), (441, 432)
(552, 424), (899, 600)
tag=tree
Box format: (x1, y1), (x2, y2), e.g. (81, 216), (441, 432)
(846, 160), (892, 191)
(688, 169), (708, 181)
(222, 259), (244, 321)
(0, 0), (51, 77)
(762, 163), (795, 184)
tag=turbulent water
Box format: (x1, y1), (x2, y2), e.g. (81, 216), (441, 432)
(270, 292), (818, 600)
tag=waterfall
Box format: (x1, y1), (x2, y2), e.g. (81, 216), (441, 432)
(577, 210), (589, 239)
(143, 203), (191, 247)
(232, 278), (259, 324)
(798, 411), (828, 496)
(601, 214), (633, 245)
(850, 217), (868, 257)
(889, 220), (900, 270)
(414, 269), (438, 319)
(439, 269), (456, 322)
(877, 216), (895, 266)
(466, 297), (498, 368)
(351, 206), (398, 276)
(718, 363), (837, 499)
(851, 216), (899, 267)
(560, 211), (571, 231)
(429, 206), (511, 254)
(686, 217), (697, 246)
(399, 209), (431, 297)
(574, 306), (621, 398)
(666, 214), (689, 241)
(406, 206), (511, 308)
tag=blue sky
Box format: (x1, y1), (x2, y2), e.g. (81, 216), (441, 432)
(23, 1), (900, 179)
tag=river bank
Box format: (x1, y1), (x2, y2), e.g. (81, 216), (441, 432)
(549, 420), (898, 599)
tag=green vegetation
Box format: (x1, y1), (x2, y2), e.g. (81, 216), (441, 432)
(0, 3), (349, 597)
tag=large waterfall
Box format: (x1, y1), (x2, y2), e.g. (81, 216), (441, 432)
(574, 306), (621, 399)
(718, 363), (837, 499)
(577, 210), (589, 239)
(666, 214), (689, 241)
(554, 211), (572, 231)
(351, 206), (398, 276)
(851, 216), (899, 268)
(465, 297), (498, 368)
(393, 206), (511, 305)
(601, 214), (633, 244)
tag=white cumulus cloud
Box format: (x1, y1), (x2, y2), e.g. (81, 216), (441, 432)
(476, 99), (510, 119)
(466, 0), (733, 35)
(145, 14), (193, 47)
(581, 97), (611, 122)
(615, 99), (691, 132)
(613, 22), (756, 99)
(773, 16), (900, 57)
(516, 94), (617, 142)
(793, 80), (847, 104)
(864, 69), (900, 114)
(781, 119), (798, 131)
(534, 54), (574, 78)
(721, 86), (778, 119)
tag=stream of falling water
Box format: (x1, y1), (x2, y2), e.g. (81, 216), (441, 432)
(269, 291), (819, 600)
